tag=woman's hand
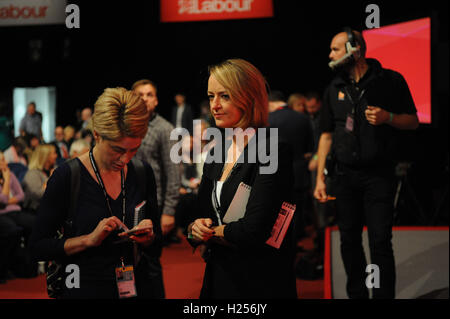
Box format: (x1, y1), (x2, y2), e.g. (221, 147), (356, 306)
(87, 216), (128, 247)
(123, 219), (155, 246)
(190, 218), (215, 242)
(0, 164), (10, 181)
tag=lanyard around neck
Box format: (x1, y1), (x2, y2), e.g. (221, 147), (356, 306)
(89, 149), (126, 223)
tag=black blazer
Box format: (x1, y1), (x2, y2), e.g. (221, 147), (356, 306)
(193, 131), (298, 299)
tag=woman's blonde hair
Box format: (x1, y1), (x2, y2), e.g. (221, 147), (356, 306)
(28, 144), (55, 170)
(90, 87), (149, 141)
(208, 59), (268, 129)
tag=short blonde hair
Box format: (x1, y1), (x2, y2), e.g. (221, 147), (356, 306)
(28, 144), (56, 170)
(208, 59), (268, 129)
(90, 87), (149, 141)
(287, 93), (305, 109)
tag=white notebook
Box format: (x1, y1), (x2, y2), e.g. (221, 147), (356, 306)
(223, 182), (252, 223)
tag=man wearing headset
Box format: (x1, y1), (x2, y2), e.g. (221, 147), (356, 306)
(314, 29), (419, 298)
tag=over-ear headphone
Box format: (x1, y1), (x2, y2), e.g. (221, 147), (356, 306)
(343, 27), (360, 60)
(343, 27), (357, 53)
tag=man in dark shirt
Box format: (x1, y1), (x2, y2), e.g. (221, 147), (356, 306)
(171, 93), (193, 136)
(314, 29), (419, 299)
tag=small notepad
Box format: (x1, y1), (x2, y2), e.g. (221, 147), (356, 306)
(266, 202), (296, 249)
(223, 182), (252, 223)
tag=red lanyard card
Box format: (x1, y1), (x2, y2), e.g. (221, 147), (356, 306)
(115, 265), (137, 299)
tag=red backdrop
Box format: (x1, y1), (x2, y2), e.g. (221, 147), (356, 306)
(363, 17), (431, 124)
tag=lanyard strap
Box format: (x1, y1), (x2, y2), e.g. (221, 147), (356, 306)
(344, 86), (366, 115)
(89, 149), (126, 223)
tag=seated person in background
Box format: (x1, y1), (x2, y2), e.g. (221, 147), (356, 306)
(22, 144), (58, 213)
(80, 128), (94, 149)
(69, 139), (90, 159)
(23, 133), (40, 163)
(51, 126), (70, 166)
(0, 151), (35, 283)
(3, 136), (28, 166)
(4, 137), (29, 183)
(64, 125), (76, 150)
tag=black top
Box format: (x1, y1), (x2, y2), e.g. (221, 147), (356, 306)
(191, 131), (298, 299)
(269, 106), (314, 192)
(171, 104), (194, 135)
(29, 158), (161, 298)
(319, 58), (417, 167)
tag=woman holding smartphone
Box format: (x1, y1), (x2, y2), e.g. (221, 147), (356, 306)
(30, 88), (162, 299)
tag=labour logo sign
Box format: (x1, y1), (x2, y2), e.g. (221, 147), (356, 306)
(0, 0), (66, 26)
(161, 0), (274, 22)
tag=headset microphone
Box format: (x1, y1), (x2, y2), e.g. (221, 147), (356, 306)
(328, 45), (358, 69)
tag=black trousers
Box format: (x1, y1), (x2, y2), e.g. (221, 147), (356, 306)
(332, 164), (396, 299)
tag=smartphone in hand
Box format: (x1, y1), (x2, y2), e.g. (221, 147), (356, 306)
(119, 227), (153, 237)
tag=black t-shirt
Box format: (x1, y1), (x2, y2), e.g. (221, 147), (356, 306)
(319, 58), (417, 167)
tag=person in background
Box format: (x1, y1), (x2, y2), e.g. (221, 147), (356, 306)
(51, 126), (70, 166)
(23, 133), (40, 164)
(199, 100), (215, 128)
(171, 93), (193, 136)
(268, 90), (314, 241)
(22, 144), (58, 213)
(64, 125), (76, 150)
(0, 150), (35, 283)
(132, 79), (181, 298)
(3, 137), (28, 166)
(19, 102), (42, 141)
(287, 93), (306, 114)
(80, 107), (93, 130)
(69, 139), (90, 159)
(132, 80), (181, 239)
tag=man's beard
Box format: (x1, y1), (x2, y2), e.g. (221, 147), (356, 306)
(332, 55), (356, 74)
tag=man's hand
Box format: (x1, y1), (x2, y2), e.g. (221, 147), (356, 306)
(161, 214), (175, 236)
(365, 106), (390, 125)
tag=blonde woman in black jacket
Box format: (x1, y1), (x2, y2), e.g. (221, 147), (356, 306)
(187, 59), (297, 299)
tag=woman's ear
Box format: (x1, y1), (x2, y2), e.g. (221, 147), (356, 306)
(93, 130), (101, 142)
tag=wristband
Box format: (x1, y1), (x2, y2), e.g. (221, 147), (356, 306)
(389, 112), (394, 123)
(313, 154), (318, 160)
